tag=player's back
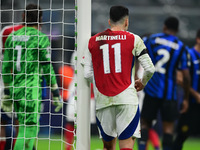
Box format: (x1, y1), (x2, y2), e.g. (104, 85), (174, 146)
(89, 29), (136, 96)
(4, 26), (50, 87)
(144, 33), (188, 100)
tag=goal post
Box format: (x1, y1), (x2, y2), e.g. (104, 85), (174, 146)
(76, 0), (91, 150)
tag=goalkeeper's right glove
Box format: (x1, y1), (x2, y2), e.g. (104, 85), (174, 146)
(1, 88), (13, 112)
(51, 84), (62, 112)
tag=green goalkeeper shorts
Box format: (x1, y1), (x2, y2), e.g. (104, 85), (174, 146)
(13, 87), (42, 125)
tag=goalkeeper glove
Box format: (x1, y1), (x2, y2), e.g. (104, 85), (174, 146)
(1, 88), (13, 112)
(51, 84), (62, 112)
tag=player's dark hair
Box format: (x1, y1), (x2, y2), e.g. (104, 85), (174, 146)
(110, 5), (129, 23)
(196, 29), (200, 38)
(23, 4), (42, 26)
(164, 16), (179, 32)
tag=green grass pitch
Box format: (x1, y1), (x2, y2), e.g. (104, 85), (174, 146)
(36, 136), (200, 150)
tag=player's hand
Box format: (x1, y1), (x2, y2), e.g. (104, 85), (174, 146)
(52, 96), (62, 112)
(194, 93), (200, 104)
(135, 79), (145, 92)
(180, 99), (189, 114)
(51, 85), (62, 112)
(1, 89), (13, 112)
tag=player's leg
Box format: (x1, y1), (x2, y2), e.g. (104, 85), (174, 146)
(64, 122), (74, 150)
(148, 128), (160, 150)
(138, 95), (160, 150)
(102, 137), (117, 150)
(96, 106), (117, 150)
(162, 121), (174, 150)
(14, 125), (38, 150)
(65, 96), (75, 150)
(14, 87), (41, 150)
(173, 103), (200, 150)
(117, 105), (140, 150)
(118, 137), (134, 150)
(172, 112), (189, 150)
(0, 110), (16, 150)
(161, 100), (179, 150)
(0, 114), (6, 150)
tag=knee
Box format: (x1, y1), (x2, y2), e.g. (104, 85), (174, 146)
(25, 139), (31, 148)
(103, 139), (116, 150)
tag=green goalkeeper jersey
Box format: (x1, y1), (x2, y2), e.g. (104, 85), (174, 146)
(2, 26), (57, 100)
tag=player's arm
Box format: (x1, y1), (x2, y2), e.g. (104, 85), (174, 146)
(180, 69), (190, 113)
(1, 39), (13, 112)
(2, 41), (13, 86)
(178, 48), (191, 113)
(134, 35), (155, 91)
(82, 40), (93, 83)
(189, 87), (200, 103)
(39, 36), (62, 112)
(39, 35), (57, 85)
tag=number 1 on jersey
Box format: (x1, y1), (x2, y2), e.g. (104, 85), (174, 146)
(100, 43), (121, 74)
(15, 45), (22, 72)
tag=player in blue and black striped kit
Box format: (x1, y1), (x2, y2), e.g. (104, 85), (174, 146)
(138, 17), (191, 150)
(173, 29), (200, 150)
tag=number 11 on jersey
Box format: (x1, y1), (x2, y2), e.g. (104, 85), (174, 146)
(100, 43), (121, 74)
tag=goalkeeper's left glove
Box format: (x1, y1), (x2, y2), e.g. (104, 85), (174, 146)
(51, 84), (62, 112)
(1, 88), (13, 112)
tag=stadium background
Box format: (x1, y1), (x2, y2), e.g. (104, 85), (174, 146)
(1, 0), (200, 149)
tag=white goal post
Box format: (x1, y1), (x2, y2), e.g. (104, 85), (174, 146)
(76, 0), (91, 150)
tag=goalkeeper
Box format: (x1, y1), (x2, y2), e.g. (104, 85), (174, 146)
(1, 4), (62, 150)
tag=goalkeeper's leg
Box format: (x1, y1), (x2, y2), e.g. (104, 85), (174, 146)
(13, 87), (41, 150)
(14, 125), (38, 150)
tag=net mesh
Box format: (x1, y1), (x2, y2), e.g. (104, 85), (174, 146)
(0, 0), (77, 149)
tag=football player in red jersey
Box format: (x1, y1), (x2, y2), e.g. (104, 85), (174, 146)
(82, 5), (155, 150)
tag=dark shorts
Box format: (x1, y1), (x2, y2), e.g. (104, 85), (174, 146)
(141, 94), (179, 122)
(176, 103), (200, 135)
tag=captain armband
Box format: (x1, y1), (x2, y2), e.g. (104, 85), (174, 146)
(136, 49), (148, 58)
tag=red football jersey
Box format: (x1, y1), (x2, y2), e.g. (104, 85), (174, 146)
(1, 24), (24, 49)
(88, 29), (136, 96)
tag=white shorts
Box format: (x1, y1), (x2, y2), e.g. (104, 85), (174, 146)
(96, 104), (141, 141)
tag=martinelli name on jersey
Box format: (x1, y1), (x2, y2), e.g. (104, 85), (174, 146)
(96, 35), (126, 41)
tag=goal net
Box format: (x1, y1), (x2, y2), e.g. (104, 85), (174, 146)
(0, 0), (91, 150)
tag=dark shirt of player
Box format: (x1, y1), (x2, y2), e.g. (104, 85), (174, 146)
(188, 47), (200, 103)
(144, 33), (188, 101)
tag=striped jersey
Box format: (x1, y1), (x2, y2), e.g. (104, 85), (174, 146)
(188, 47), (200, 103)
(144, 33), (188, 100)
(2, 26), (57, 97)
